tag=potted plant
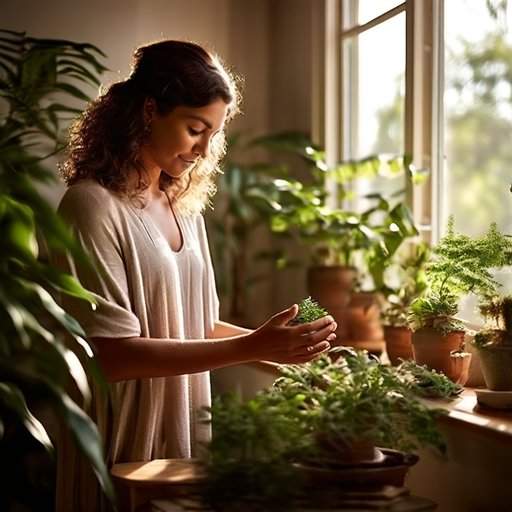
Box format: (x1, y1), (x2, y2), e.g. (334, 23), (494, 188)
(201, 298), (448, 510)
(473, 295), (512, 390)
(0, 29), (114, 507)
(408, 219), (512, 381)
(380, 242), (429, 365)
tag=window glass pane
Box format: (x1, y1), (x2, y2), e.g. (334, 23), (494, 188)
(345, 12), (405, 159)
(343, 0), (404, 29)
(444, 0), (512, 321)
(342, 13), (406, 292)
(444, 0), (512, 237)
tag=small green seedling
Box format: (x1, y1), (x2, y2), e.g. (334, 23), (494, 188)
(292, 297), (329, 325)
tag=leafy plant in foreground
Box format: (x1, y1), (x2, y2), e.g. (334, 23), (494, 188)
(396, 360), (463, 398)
(202, 347), (447, 510)
(0, 29), (114, 503)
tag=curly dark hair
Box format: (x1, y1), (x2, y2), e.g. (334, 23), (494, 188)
(59, 40), (241, 214)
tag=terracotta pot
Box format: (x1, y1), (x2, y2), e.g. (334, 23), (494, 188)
(465, 335), (486, 388)
(307, 266), (356, 342)
(315, 435), (385, 465)
(344, 292), (385, 354)
(411, 328), (465, 380)
(477, 345), (512, 390)
(449, 351), (472, 386)
(307, 265), (356, 307)
(384, 326), (413, 366)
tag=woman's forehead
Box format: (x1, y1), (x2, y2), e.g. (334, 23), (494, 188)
(177, 99), (229, 129)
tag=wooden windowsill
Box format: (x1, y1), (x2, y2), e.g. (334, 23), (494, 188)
(247, 362), (512, 440)
(422, 388), (512, 440)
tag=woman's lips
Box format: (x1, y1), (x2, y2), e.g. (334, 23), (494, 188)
(179, 156), (196, 165)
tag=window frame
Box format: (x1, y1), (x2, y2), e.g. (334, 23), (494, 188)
(313, 0), (442, 243)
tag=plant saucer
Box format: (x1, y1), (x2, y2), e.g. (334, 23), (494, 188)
(475, 388), (512, 410)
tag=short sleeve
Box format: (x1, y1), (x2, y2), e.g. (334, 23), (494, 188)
(55, 184), (141, 339)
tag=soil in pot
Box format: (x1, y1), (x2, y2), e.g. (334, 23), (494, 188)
(412, 328), (464, 380)
(477, 345), (512, 390)
(384, 326), (413, 365)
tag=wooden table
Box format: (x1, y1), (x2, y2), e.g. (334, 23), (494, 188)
(111, 458), (436, 512)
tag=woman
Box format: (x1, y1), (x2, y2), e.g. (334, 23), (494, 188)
(56, 40), (336, 510)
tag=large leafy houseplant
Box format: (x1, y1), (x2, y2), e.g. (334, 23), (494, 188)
(252, 132), (421, 276)
(0, 29), (114, 506)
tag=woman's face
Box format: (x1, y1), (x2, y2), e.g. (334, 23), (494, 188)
(142, 97), (229, 179)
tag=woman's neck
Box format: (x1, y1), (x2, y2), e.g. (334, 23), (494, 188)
(128, 160), (164, 203)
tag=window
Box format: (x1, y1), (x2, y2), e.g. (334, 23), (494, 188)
(443, 0), (512, 237)
(442, 0), (512, 320)
(328, 0), (512, 322)
(340, 1), (407, 210)
(336, 0), (512, 237)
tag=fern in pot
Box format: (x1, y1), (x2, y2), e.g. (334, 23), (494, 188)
(473, 295), (512, 390)
(408, 219), (512, 382)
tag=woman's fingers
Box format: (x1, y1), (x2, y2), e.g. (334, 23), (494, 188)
(294, 340), (332, 361)
(295, 315), (336, 335)
(270, 304), (299, 326)
(299, 323), (337, 345)
(296, 333), (336, 356)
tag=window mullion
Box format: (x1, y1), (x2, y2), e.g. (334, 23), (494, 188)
(404, 0), (436, 244)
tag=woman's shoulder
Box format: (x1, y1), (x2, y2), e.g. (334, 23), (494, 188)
(60, 179), (121, 207)
(58, 179), (123, 222)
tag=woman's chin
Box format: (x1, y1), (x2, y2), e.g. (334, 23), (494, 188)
(161, 166), (190, 179)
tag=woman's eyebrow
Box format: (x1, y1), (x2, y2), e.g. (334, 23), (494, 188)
(186, 114), (212, 129)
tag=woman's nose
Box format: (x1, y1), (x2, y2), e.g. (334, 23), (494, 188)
(194, 135), (211, 158)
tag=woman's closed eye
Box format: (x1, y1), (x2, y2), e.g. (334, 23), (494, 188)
(188, 127), (204, 136)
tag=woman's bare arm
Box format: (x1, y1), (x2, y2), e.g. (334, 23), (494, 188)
(212, 320), (252, 338)
(90, 305), (337, 382)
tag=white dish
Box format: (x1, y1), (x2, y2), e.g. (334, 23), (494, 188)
(475, 389), (512, 410)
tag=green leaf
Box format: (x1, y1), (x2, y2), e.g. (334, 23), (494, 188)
(271, 215), (289, 233)
(20, 280), (87, 337)
(53, 82), (92, 102)
(57, 391), (115, 502)
(0, 382), (53, 451)
(21, 48), (58, 89)
(57, 58), (102, 86)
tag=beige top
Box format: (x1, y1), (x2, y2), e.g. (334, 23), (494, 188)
(54, 179), (219, 511)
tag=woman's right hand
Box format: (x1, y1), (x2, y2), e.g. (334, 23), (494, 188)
(246, 304), (337, 364)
